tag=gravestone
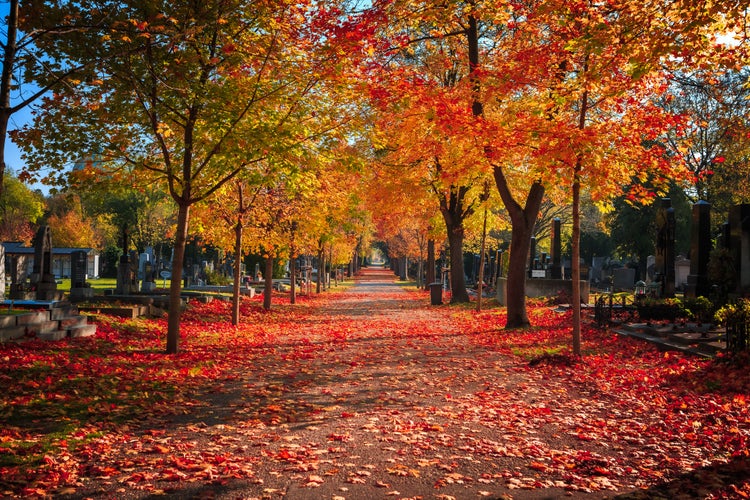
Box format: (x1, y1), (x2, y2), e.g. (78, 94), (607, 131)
(141, 261), (156, 292)
(115, 230), (139, 294)
(729, 204), (750, 293)
(686, 201), (712, 298)
(646, 255), (656, 281)
(612, 267), (636, 291)
(591, 256), (606, 285)
(139, 247), (156, 292)
(69, 250), (94, 301)
(550, 218), (562, 279)
(30, 225), (60, 301)
(654, 198), (676, 297)
(675, 257), (691, 291)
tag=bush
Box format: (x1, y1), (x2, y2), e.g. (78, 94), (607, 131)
(714, 299), (750, 326)
(707, 247), (736, 306)
(636, 297), (686, 322)
(682, 296), (714, 323)
(714, 299), (750, 352)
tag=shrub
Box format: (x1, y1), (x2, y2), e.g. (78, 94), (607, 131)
(636, 297), (687, 322)
(682, 296), (714, 323)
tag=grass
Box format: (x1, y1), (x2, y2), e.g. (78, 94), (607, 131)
(55, 278), (172, 295)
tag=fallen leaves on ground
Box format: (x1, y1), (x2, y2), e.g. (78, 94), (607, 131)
(0, 274), (748, 499)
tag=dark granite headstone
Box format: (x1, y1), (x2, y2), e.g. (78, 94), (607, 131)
(685, 201), (712, 298)
(729, 204), (750, 293)
(655, 198), (676, 297)
(71, 250), (88, 288)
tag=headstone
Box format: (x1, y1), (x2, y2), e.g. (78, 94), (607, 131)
(69, 250), (94, 301)
(646, 255), (656, 281)
(30, 225), (60, 301)
(686, 200), (712, 298)
(141, 261), (156, 292)
(655, 198), (676, 297)
(115, 229), (139, 294)
(729, 203), (750, 293)
(612, 267), (636, 291)
(138, 246), (154, 280)
(591, 256), (606, 284)
(550, 218), (562, 279)
(71, 250), (87, 288)
(675, 256), (691, 291)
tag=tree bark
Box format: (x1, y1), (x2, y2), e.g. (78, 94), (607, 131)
(166, 202), (190, 354)
(426, 239), (435, 287)
(290, 229), (296, 305)
(0, 0), (19, 203)
(493, 167), (545, 328)
(263, 255), (273, 311)
(231, 219), (242, 325)
(446, 224), (469, 303)
(316, 241), (324, 293)
(476, 204), (488, 312)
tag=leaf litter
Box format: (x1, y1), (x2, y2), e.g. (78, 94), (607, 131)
(0, 269), (748, 498)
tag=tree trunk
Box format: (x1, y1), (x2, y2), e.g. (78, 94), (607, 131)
(476, 205), (488, 312)
(316, 242), (324, 293)
(0, 0), (19, 203)
(289, 230), (296, 305)
(572, 171), (582, 355)
(493, 167), (545, 328)
(427, 239), (435, 286)
(446, 226), (469, 303)
(263, 255), (273, 311)
(231, 219), (242, 325)
(166, 202), (190, 354)
(572, 86), (589, 356)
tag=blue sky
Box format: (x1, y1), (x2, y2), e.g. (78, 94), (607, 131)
(1, 1), (48, 193)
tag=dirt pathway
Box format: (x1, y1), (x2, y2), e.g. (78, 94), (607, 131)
(64, 268), (649, 499)
(163, 268), (616, 499)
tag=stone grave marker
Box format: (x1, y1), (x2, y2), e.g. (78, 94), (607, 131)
(30, 225), (60, 301)
(655, 198), (676, 297)
(612, 267), (636, 292)
(69, 250), (94, 301)
(686, 201), (711, 298)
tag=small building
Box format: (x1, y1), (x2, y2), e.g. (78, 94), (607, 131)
(2, 242), (100, 282)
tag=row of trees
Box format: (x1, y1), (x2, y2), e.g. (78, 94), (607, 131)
(2, 0), (748, 355)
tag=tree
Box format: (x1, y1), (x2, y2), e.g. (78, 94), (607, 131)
(0, 171), (44, 243)
(17, 0), (364, 353)
(368, 4), (490, 302)
(1, 0), (92, 203)
(660, 69), (750, 224)
(47, 210), (100, 249)
(193, 178), (260, 324)
(457, 0), (739, 353)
